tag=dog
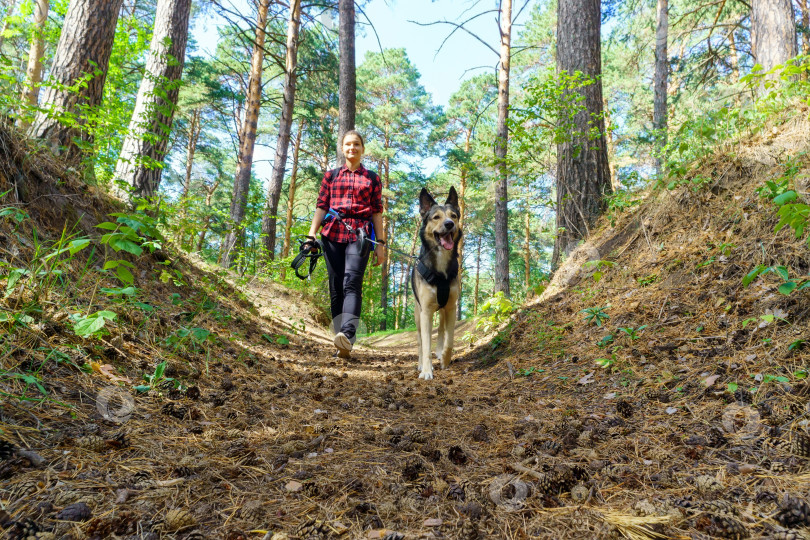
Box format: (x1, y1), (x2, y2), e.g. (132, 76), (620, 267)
(411, 187), (462, 380)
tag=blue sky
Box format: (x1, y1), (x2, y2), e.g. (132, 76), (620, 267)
(191, 1), (532, 174)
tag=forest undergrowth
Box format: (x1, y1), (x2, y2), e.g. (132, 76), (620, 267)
(1, 102), (810, 539)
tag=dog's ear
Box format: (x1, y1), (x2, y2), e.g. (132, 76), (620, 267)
(445, 186), (459, 210)
(419, 188), (436, 216)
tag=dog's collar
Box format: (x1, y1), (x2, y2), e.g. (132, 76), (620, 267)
(417, 258), (458, 309)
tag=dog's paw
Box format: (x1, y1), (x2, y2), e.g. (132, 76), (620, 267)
(418, 370), (434, 380)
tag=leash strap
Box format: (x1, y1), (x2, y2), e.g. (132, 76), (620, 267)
(290, 236), (323, 280)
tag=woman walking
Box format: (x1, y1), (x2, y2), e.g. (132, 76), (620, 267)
(306, 130), (385, 357)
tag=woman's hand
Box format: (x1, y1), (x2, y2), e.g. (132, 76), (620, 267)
(373, 243), (384, 266)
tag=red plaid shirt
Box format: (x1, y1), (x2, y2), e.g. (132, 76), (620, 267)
(316, 164), (383, 243)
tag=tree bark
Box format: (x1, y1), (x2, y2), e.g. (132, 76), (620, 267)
(183, 108), (201, 198)
(196, 179), (220, 252)
(221, 0), (270, 268)
(524, 209), (530, 291)
(280, 120), (305, 280)
(457, 130), (471, 320)
(337, 0), (356, 164)
(801, 0), (810, 56)
(728, 26), (740, 83)
(603, 98), (618, 191)
(473, 235), (482, 316)
(493, 0), (512, 297)
(19, 0), (48, 130)
(380, 154), (390, 330)
(751, 0), (797, 77)
(653, 0), (668, 178)
(114, 0), (191, 200)
(31, 0), (124, 163)
(262, 0), (302, 261)
(552, 0), (612, 270)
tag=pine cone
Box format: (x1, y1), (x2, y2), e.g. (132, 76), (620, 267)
(790, 431), (810, 457)
(764, 527), (810, 540)
(734, 389), (753, 405)
(76, 435), (107, 453)
(616, 399), (633, 418)
(469, 424), (489, 442)
(406, 428), (427, 443)
(11, 478), (40, 498)
(239, 500), (264, 523)
(163, 508), (195, 533)
(457, 519), (482, 540)
(707, 427), (727, 448)
(538, 439), (561, 456)
(777, 494), (810, 528)
(0, 440), (15, 460)
(694, 475), (723, 494)
(698, 513), (749, 539)
(447, 483), (466, 501)
(55, 502), (92, 522)
(295, 518), (328, 539)
(395, 438), (414, 452)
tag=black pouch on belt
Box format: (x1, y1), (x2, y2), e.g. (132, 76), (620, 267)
(356, 227), (372, 259)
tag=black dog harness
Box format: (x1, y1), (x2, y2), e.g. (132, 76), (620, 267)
(290, 237), (324, 280)
(416, 258), (458, 309)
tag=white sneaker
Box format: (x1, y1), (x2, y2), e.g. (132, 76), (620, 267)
(334, 332), (352, 356)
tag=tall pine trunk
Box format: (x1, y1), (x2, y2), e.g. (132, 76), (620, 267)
(337, 0), (356, 163)
(262, 0), (302, 261)
(493, 0), (512, 297)
(456, 130), (471, 319)
(552, 0), (612, 269)
(751, 0), (797, 78)
(380, 154), (390, 330)
(800, 0), (810, 56)
(114, 0), (191, 200)
(524, 209), (530, 291)
(19, 0), (48, 130)
(221, 0), (270, 268)
(653, 0), (668, 177)
(280, 121), (305, 280)
(31, 0), (124, 163)
(473, 235), (482, 316)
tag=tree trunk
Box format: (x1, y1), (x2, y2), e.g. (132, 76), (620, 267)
(457, 130), (471, 320)
(751, 0), (797, 77)
(19, 0), (48, 130)
(493, 0), (512, 297)
(0, 0), (18, 51)
(221, 0), (270, 268)
(380, 154), (390, 331)
(262, 0), (302, 261)
(653, 0), (668, 178)
(728, 26), (740, 83)
(801, 0), (810, 56)
(280, 120), (305, 280)
(524, 209), (530, 291)
(474, 235), (482, 316)
(183, 109), (200, 198)
(337, 0), (356, 164)
(552, 0), (612, 270)
(603, 98), (618, 191)
(31, 0), (124, 163)
(196, 180), (219, 252)
(114, 0), (191, 200)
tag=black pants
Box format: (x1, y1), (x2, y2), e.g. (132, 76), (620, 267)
(321, 236), (370, 341)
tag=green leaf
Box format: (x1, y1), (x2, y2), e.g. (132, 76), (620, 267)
(776, 376), (790, 383)
(154, 361), (167, 379)
(68, 239), (90, 255)
(742, 265), (766, 287)
(727, 382), (738, 392)
(276, 336), (290, 345)
(772, 190), (797, 206)
(134, 385), (151, 393)
(116, 265), (134, 285)
(95, 222), (119, 231)
(778, 281), (797, 295)
(73, 316), (107, 337)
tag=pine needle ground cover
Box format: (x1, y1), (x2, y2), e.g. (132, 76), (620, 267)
(1, 115), (810, 538)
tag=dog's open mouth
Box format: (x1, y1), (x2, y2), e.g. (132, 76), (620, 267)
(435, 232), (455, 251)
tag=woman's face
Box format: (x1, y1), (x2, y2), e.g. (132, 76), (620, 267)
(342, 134), (364, 162)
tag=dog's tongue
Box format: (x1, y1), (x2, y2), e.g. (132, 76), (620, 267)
(440, 233), (454, 250)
